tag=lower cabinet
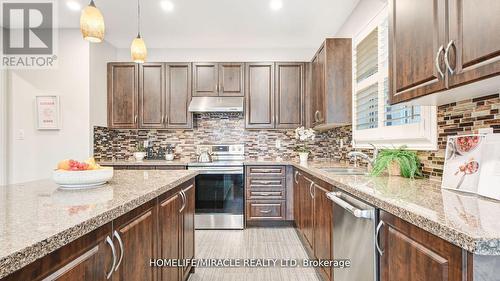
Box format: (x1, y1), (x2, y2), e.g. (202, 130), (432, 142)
(294, 169), (333, 281)
(313, 184), (333, 281)
(1, 180), (195, 281)
(112, 201), (157, 281)
(157, 181), (195, 281)
(379, 210), (466, 281)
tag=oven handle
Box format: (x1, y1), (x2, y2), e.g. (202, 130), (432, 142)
(326, 192), (373, 219)
(191, 169), (243, 175)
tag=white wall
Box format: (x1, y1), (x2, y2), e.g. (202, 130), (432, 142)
(90, 41), (117, 128)
(0, 69), (7, 185)
(116, 47), (313, 62)
(335, 0), (387, 38)
(7, 29), (91, 184)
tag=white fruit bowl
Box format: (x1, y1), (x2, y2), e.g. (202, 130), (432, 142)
(53, 167), (114, 189)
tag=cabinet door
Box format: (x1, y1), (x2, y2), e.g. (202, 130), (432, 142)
(313, 185), (332, 281)
(113, 201), (157, 281)
(389, 0), (448, 104)
(192, 63), (218, 96)
(447, 0), (500, 87)
(300, 176), (314, 251)
(166, 63), (193, 129)
(293, 170), (301, 228)
(108, 63), (139, 128)
(245, 63), (275, 129)
(139, 63), (165, 129)
(181, 183), (195, 280)
(158, 193), (182, 281)
(379, 211), (464, 281)
(219, 63), (245, 97)
(311, 49), (326, 126)
(275, 62), (304, 129)
(2, 223), (113, 281)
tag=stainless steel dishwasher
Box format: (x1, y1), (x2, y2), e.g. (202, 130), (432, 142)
(326, 190), (378, 281)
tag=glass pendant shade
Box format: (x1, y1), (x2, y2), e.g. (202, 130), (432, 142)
(131, 36), (147, 63)
(80, 1), (105, 43)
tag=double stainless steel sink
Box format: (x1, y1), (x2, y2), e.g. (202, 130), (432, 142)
(319, 167), (368, 175)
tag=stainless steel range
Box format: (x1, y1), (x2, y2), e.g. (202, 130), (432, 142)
(188, 144), (245, 230)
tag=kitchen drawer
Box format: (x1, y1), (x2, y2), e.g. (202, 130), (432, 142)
(246, 201), (286, 221)
(247, 177), (285, 189)
(247, 189), (285, 200)
(246, 166), (286, 177)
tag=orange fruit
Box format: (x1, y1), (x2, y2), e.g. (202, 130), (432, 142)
(57, 160), (71, 171)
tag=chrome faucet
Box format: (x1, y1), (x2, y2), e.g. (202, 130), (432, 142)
(347, 144), (379, 168)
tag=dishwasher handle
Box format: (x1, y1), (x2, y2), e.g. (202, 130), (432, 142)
(326, 192), (373, 219)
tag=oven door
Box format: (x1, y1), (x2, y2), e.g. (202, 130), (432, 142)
(190, 167), (244, 229)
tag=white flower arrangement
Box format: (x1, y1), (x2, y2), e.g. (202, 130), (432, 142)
(294, 126), (316, 153)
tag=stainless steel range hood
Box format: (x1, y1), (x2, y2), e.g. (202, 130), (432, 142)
(188, 97), (244, 112)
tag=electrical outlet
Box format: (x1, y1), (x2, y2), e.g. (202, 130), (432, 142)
(275, 139), (282, 148)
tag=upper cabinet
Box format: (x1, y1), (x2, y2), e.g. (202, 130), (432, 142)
(447, 0), (500, 88)
(245, 62), (305, 129)
(245, 62), (275, 129)
(165, 63), (193, 129)
(108, 63), (139, 129)
(275, 62), (305, 129)
(192, 62), (244, 97)
(389, 0), (500, 104)
(309, 39), (352, 130)
(108, 62), (193, 129)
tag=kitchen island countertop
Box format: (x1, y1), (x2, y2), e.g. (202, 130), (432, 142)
(0, 169), (197, 279)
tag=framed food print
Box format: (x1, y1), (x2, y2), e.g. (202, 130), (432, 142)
(36, 95), (60, 130)
(442, 134), (500, 201)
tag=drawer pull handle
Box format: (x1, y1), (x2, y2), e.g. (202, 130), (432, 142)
(294, 171), (299, 184)
(105, 236), (117, 279)
(444, 40), (456, 75)
(259, 193), (272, 196)
(253, 169), (280, 173)
(259, 209), (272, 214)
(376, 221), (385, 256)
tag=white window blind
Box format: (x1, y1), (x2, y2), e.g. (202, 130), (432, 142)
(352, 6), (437, 150)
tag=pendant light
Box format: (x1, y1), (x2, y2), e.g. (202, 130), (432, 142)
(131, 0), (147, 63)
(80, 0), (105, 43)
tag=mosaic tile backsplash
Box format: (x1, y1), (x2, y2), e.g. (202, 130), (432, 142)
(94, 93), (500, 182)
(94, 113), (354, 163)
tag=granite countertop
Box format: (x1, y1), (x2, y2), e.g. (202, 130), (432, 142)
(0, 170), (198, 279)
(99, 159), (188, 166)
(275, 160), (500, 256)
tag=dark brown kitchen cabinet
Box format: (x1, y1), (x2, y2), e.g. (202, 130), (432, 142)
(298, 174), (314, 251)
(275, 62), (305, 129)
(108, 63), (139, 129)
(313, 184), (333, 281)
(108, 62), (192, 129)
(192, 62), (244, 97)
(389, 0), (500, 104)
(139, 63), (165, 129)
(112, 200), (157, 281)
(219, 63), (245, 96)
(192, 63), (218, 96)
(310, 39), (352, 129)
(245, 165), (288, 222)
(245, 62), (305, 129)
(447, 0), (500, 88)
(388, 0), (448, 104)
(1, 223), (113, 281)
(158, 193), (182, 281)
(379, 210), (466, 281)
(165, 63), (193, 129)
(245, 62), (275, 129)
(180, 183), (195, 280)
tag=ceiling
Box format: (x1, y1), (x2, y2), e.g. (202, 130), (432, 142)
(59, 0), (360, 49)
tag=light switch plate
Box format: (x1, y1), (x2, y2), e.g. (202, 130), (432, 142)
(275, 139), (281, 148)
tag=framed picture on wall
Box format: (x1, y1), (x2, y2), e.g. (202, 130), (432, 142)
(36, 95), (60, 130)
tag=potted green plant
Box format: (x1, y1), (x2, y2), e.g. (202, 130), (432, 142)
(370, 146), (422, 178)
(294, 127), (316, 163)
(133, 142), (146, 162)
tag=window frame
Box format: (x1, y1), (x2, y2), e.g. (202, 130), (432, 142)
(351, 6), (438, 151)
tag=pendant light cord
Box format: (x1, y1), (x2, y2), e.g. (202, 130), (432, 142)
(137, 0), (141, 38)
